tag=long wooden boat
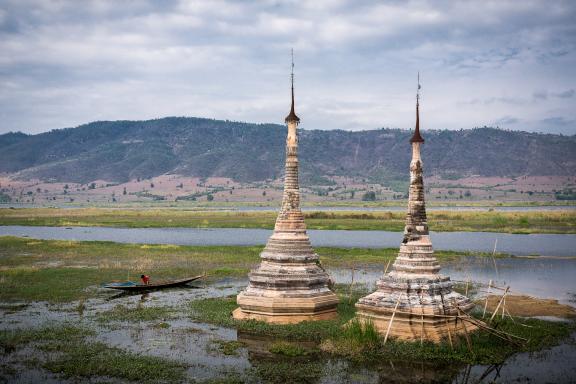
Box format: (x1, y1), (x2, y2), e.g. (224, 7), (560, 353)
(103, 275), (204, 291)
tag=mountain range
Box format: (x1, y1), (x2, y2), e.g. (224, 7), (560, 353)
(1, 117), (574, 185)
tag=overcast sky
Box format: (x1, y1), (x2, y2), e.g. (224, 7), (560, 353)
(0, 0), (574, 135)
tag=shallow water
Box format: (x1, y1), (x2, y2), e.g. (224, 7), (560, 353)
(1, 225), (575, 256)
(1, 257), (576, 383)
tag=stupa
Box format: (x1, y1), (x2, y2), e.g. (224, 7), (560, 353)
(233, 53), (339, 324)
(355, 77), (475, 341)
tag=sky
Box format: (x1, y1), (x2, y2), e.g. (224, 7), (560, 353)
(0, 0), (575, 135)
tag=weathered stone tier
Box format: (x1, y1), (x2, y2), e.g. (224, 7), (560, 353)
(355, 122), (475, 341)
(234, 106), (338, 323)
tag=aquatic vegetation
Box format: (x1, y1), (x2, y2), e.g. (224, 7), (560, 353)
(1, 207), (574, 233)
(0, 324), (187, 383)
(212, 340), (245, 356)
(189, 295), (576, 365)
(0, 236), (491, 302)
(268, 341), (310, 357)
(95, 304), (177, 323)
(43, 341), (186, 383)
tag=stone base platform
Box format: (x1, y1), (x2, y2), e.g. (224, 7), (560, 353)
(355, 303), (477, 342)
(233, 292), (339, 324)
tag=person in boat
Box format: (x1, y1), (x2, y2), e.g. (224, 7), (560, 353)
(140, 274), (150, 285)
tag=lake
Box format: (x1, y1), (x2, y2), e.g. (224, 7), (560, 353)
(1, 225), (575, 256)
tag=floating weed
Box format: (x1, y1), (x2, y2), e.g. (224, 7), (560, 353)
(212, 340), (245, 356)
(1, 324), (187, 383)
(268, 341), (309, 357)
(43, 341), (186, 383)
(96, 304), (176, 323)
(251, 361), (325, 384)
(0, 324), (92, 352)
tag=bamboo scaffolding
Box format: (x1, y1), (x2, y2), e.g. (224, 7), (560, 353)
(383, 296), (401, 345)
(490, 286), (510, 322)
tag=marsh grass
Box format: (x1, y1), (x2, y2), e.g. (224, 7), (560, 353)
(43, 341), (186, 383)
(189, 292), (360, 342)
(1, 207), (574, 233)
(0, 324), (187, 383)
(212, 340), (246, 356)
(0, 236), (487, 302)
(95, 304), (177, 323)
(189, 295), (575, 365)
(268, 341), (310, 357)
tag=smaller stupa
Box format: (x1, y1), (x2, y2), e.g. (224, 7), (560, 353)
(233, 52), (339, 324)
(355, 76), (475, 341)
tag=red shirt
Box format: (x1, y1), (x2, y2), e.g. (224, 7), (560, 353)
(141, 275), (150, 285)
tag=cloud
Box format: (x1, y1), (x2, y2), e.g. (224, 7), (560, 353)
(556, 89), (575, 98)
(0, 0), (575, 134)
(494, 116), (520, 126)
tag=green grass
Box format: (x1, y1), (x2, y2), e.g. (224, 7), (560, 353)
(0, 236), (493, 302)
(44, 341), (186, 383)
(189, 295), (576, 366)
(189, 290), (361, 342)
(95, 304), (177, 323)
(1, 207), (575, 233)
(1, 324), (187, 383)
(212, 340), (246, 356)
(268, 341), (310, 357)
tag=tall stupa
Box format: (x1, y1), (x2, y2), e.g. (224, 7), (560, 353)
(233, 52), (339, 324)
(355, 76), (475, 341)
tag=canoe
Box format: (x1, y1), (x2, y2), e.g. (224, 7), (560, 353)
(103, 275), (204, 291)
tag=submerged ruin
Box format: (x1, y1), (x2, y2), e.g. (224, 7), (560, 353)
(233, 55), (339, 324)
(355, 78), (475, 341)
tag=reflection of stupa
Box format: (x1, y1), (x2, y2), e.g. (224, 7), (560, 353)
(233, 53), (338, 324)
(355, 77), (475, 341)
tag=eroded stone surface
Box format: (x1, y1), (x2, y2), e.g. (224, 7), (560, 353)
(356, 99), (475, 341)
(234, 87), (338, 324)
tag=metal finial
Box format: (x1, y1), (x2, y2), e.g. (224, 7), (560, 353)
(411, 71), (424, 143)
(285, 48), (300, 123)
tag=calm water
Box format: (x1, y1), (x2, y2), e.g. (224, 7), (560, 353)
(1, 259), (576, 383)
(1, 225), (575, 256)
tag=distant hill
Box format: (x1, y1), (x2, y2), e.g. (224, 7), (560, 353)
(1, 117), (574, 185)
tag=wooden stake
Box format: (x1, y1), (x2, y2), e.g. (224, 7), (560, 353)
(384, 296), (401, 345)
(482, 279), (492, 318)
(384, 259), (391, 274)
(419, 292), (425, 346)
(491, 238), (500, 279)
(348, 264), (355, 304)
(490, 286), (510, 322)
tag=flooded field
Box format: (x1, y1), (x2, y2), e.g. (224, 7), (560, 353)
(2, 225), (575, 256)
(2, 255), (576, 383)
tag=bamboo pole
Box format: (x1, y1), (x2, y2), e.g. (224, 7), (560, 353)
(490, 286), (510, 322)
(483, 279), (492, 318)
(384, 259), (391, 274)
(420, 292), (425, 346)
(348, 264), (355, 304)
(384, 296), (401, 345)
(491, 238), (500, 279)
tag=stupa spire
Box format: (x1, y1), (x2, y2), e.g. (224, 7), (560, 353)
(355, 75), (475, 341)
(410, 72), (424, 143)
(233, 52), (338, 324)
(285, 48), (300, 124)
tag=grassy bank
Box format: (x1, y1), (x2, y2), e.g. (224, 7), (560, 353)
(1, 207), (575, 233)
(0, 236), (486, 302)
(190, 292), (575, 366)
